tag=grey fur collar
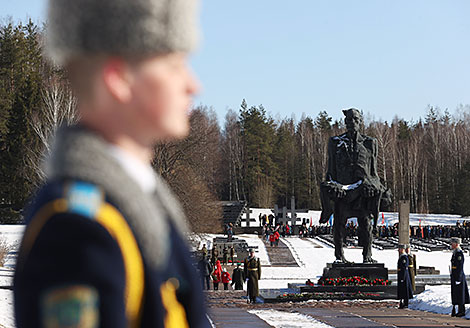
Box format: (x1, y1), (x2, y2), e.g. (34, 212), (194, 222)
(46, 125), (189, 270)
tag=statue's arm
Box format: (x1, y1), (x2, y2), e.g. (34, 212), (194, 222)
(326, 137), (336, 181)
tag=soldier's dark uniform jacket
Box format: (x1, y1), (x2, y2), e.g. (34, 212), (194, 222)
(14, 126), (210, 328)
(451, 248), (470, 305)
(397, 254), (413, 301)
(244, 256), (261, 302)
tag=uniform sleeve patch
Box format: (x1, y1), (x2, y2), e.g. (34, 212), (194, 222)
(458, 256), (462, 261)
(66, 182), (103, 218)
(41, 285), (99, 328)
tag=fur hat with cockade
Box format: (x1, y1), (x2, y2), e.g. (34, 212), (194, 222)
(45, 0), (200, 65)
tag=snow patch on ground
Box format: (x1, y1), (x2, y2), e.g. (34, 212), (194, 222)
(0, 290), (15, 328)
(0, 225), (24, 269)
(409, 284), (470, 318)
(249, 309), (334, 328)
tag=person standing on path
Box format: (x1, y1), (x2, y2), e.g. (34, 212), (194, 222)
(222, 245), (229, 265)
(198, 255), (212, 290)
(211, 246), (219, 266)
(221, 269), (231, 290)
(397, 244), (413, 309)
(450, 237), (470, 317)
(231, 263), (245, 290)
(201, 244), (208, 258)
(244, 248), (261, 303)
(230, 245), (235, 264)
(212, 260), (222, 291)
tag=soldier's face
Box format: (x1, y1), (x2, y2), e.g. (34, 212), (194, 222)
(129, 52), (200, 141)
(345, 113), (362, 134)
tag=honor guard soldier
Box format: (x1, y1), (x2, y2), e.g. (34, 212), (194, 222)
(405, 245), (417, 291)
(450, 237), (469, 317)
(13, 0), (210, 327)
(244, 248), (261, 303)
(397, 244), (413, 309)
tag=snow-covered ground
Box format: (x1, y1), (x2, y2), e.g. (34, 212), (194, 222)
(0, 290), (15, 328)
(249, 309), (334, 328)
(408, 285), (470, 318)
(0, 225), (24, 269)
(1, 224), (469, 327)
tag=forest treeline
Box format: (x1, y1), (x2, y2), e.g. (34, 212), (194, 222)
(2, 20), (470, 229)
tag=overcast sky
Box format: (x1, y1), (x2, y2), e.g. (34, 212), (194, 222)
(5, 0), (470, 125)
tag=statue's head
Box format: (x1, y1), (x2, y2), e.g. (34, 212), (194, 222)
(342, 108), (363, 134)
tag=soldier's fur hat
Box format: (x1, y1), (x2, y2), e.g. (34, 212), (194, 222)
(46, 0), (200, 65)
(451, 237), (462, 244)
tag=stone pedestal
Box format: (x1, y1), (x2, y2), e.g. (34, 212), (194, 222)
(322, 262), (388, 280)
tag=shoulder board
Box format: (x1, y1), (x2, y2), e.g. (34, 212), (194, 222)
(66, 181), (103, 219)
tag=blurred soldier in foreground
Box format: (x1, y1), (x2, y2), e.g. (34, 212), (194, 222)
(450, 237), (469, 317)
(244, 248), (261, 304)
(13, 0), (209, 326)
(397, 244), (413, 309)
(405, 245), (417, 292)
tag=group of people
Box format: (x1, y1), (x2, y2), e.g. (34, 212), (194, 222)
(397, 237), (469, 317)
(202, 244), (236, 265)
(372, 222), (470, 241)
(198, 256), (241, 291)
(197, 248), (262, 303)
(262, 223), (334, 243)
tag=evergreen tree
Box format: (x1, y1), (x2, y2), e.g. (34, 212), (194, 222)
(0, 20), (43, 222)
(239, 102), (276, 207)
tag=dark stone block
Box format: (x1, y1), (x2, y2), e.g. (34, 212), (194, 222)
(322, 262), (389, 280)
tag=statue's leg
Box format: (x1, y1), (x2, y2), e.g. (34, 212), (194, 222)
(333, 206), (347, 262)
(358, 214), (375, 263)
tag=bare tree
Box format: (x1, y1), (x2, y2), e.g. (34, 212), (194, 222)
(28, 78), (78, 183)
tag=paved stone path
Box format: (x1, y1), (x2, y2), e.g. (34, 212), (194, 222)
(208, 308), (273, 327)
(206, 291), (470, 328)
(208, 306), (470, 328)
(263, 237), (298, 267)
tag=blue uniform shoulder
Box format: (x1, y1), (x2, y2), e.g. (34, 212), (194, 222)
(26, 179), (104, 223)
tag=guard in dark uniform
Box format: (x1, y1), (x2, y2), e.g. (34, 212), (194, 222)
(450, 237), (469, 317)
(397, 244), (413, 309)
(405, 245), (417, 292)
(244, 248), (261, 303)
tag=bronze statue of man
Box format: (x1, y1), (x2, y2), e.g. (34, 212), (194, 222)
(320, 108), (389, 263)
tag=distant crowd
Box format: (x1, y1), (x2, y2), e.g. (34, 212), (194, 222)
(258, 219), (470, 241)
